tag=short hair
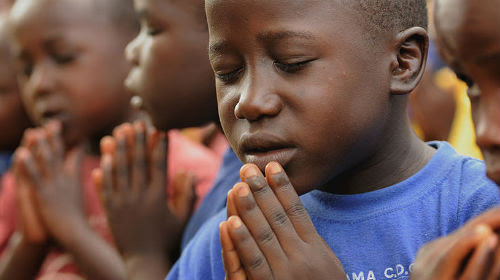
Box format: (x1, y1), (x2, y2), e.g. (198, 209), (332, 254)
(97, 0), (139, 36)
(346, 0), (428, 36)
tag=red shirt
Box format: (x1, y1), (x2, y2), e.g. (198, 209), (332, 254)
(0, 130), (225, 279)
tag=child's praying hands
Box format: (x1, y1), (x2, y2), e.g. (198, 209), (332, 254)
(94, 122), (196, 279)
(220, 162), (346, 280)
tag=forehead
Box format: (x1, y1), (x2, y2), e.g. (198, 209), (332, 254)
(11, 0), (108, 33)
(435, 0), (500, 65)
(206, 0), (366, 48)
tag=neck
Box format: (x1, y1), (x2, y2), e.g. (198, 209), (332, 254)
(322, 100), (436, 195)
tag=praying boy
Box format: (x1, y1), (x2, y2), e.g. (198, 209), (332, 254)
(168, 0), (500, 279)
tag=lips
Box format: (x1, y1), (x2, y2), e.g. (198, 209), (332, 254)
(239, 133), (297, 170)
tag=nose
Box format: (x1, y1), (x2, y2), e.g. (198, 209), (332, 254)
(234, 68), (282, 122)
(29, 62), (55, 97)
(474, 91), (500, 150)
(125, 32), (143, 66)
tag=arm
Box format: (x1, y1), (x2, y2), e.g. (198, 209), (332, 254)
(0, 232), (47, 280)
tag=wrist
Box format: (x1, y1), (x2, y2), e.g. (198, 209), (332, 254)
(52, 218), (92, 250)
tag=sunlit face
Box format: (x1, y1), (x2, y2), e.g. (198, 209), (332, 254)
(207, 0), (396, 194)
(10, 0), (134, 147)
(125, 0), (218, 131)
(435, 0), (500, 185)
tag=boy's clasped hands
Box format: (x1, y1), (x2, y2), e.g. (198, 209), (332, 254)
(220, 162), (345, 280)
(14, 120), (84, 248)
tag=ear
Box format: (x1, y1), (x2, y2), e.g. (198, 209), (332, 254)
(390, 27), (429, 95)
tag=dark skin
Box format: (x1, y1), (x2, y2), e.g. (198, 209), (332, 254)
(0, 0), (138, 279)
(0, 18), (31, 152)
(411, 0), (500, 279)
(206, 0), (432, 278)
(11, 0), (134, 152)
(221, 162), (345, 280)
(125, 0), (218, 131)
(93, 0), (221, 278)
(94, 122), (196, 279)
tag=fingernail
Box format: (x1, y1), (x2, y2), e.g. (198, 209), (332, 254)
(267, 161), (282, 175)
(241, 164), (259, 178)
(487, 235), (498, 249)
(237, 184), (249, 198)
(229, 216), (242, 229)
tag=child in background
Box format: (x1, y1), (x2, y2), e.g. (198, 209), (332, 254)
(0, 15), (30, 180)
(93, 0), (242, 278)
(0, 0), (220, 279)
(411, 0), (500, 279)
(167, 0), (500, 279)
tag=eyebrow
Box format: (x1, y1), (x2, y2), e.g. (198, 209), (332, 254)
(209, 30), (317, 56)
(256, 31), (316, 42)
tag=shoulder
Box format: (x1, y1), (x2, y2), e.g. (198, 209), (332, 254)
(167, 210), (226, 280)
(431, 142), (500, 224)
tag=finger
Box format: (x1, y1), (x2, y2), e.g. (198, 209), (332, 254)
(459, 234), (498, 280)
(240, 164), (300, 247)
(131, 122), (147, 193)
(227, 216), (273, 280)
(440, 225), (496, 274)
(100, 136), (116, 156)
(232, 182), (287, 264)
(92, 168), (103, 199)
(220, 221), (247, 280)
(486, 245), (500, 280)
(114, 131), (130, 192)
(21, 128), (36, 149)
(101, 154), (114, 205)
(463, 207), (500, 231)
(121, 123), (135, 171)
(265, 162), (317, 241)
(65, 146), (84, 182)
(169, 171), (196, 224)
(13, 149), (47, 243)
(150, 132), (167, 192)
(29, 130), (51, 177)
(227, 187), (240, 219)
(44, 120), (65, 166)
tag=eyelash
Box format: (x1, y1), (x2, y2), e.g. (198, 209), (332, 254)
(274, 59), (314, 73)
(216, 59), (314, 83)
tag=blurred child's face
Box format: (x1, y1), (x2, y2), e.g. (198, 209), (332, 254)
(10, 0), (133, 147)
(435, 0), (500, 184)
(207, 0), (395, 194)
(0, 37), (30, 151)
(125, 0), (218, 131)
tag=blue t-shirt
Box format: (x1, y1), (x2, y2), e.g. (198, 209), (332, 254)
(0, 152), (13, 178)
(168, 142), (500, 280)
(181, 148), (242, 249)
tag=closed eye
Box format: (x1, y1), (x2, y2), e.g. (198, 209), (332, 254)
(216, 67), (244, 83)
(274, 59), (315, 74)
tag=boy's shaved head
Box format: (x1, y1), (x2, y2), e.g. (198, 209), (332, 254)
(349, 0), (428, 35)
